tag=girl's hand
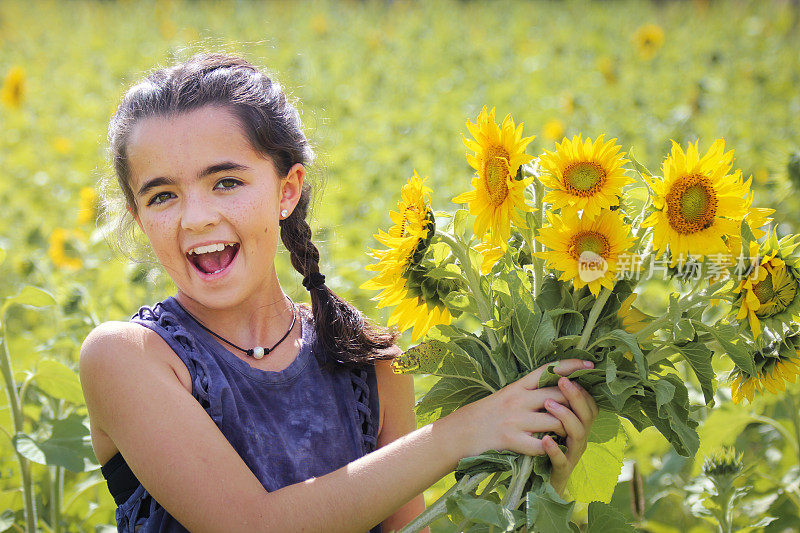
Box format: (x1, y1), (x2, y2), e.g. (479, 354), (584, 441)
(454, 359), (595, 460)
(541, 377), (599, 496)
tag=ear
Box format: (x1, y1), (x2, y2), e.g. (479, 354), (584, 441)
(127, 204), (144, 232)
(279, 163), (305, 218)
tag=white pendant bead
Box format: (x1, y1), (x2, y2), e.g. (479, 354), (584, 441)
(252, 346), (265, 359)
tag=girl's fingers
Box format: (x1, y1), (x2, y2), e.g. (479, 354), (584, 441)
(521, 359), (594, 391)
(526, 387), (568, 410)
(524, 412), (567, 437)
(543, 435), (569, 470)
(543, 397), (585, 443)
(558, 377), (596, 426)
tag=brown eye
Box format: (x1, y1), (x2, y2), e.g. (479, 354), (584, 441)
(147, 191), (174, 206)
(214, 178), (242, 190)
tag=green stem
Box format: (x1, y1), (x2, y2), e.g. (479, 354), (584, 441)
(49, 465), (63, 533)
(635, 278), (729, 341)
(0, 320), (38, 533)
(501, 455), (533, 510)
(438, 231), (498, 350)
(788, 392), (800, 469)
(750, 414), (799, 452)
(577, 287), (612, 351)
(398, 472), (491, 533)
(531, 180), (545, 296)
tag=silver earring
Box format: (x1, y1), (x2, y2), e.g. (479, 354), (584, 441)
(280, 209), (288, 218)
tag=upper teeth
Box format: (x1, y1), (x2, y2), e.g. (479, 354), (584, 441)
(189, 243), (235, 255)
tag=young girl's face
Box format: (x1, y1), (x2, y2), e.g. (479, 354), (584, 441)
(125, 105), (302, 309)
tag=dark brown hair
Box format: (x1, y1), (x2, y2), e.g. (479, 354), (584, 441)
(107, 52), (398, 370)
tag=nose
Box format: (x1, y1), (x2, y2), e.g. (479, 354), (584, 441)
(180, 194), (221, 232)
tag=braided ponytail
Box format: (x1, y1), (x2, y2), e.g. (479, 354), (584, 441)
(281, 185), (398, 371)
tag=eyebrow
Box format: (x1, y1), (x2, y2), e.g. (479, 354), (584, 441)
(136, 161), (253, 197)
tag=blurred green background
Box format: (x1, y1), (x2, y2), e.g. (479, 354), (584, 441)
(1, 0), (799, 531)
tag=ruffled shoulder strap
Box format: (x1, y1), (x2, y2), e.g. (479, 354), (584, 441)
(349, 364), (380, 455)
(130, 300), (215, 413)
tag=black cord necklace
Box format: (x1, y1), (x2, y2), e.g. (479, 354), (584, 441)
(173, 297), (296, 360)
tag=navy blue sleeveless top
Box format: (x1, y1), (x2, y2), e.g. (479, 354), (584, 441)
(101, 296), (382, 532)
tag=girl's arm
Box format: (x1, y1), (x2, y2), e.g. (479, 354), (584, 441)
(373, 357), (428, 532)
(80, 321), (592, 533)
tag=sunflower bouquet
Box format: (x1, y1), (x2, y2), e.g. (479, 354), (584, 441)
(361, 106), (800, 532)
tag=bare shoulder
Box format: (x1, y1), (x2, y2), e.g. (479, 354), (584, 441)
(80, 321), (191, 392)
(374, 345), (417, 446)
(78, 322), (271, 530)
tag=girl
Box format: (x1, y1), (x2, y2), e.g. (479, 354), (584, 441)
(79, 52), (598, 533)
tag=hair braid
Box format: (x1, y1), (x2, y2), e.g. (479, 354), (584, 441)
(281, 186), (398, 371)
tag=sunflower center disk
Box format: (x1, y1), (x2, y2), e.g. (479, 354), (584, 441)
(483, 147), (510, 206)
(665, 175), (718, 234)
(570, 231), (609, 258)
(754, 267), (798, 316)
(563, 162), (606, 197)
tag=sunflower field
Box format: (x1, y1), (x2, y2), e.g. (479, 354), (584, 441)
(1, 0), (800, 531)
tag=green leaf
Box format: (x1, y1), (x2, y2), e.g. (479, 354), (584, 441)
(34, 359), (85, 404)
(12, 413), (94, 472)
(442, 291), (478, 315)
(653, 378), (676, 413)
(585, 501), (636, 532)
(526, 484), (576, 532)
(415, 376), (488, 425)
(2, 286), (56, 316)
(741, 217), (757, 248)
(535, 276), (563, 310)
(454, 209), (469, 238)
(673, 318), (695, 344)
(455, 449), (519, 481)
(641, 374), (699, 456)
(588, 410), (623, 443)
(508, 292), (542, 371)
(673, 341), (716, 405)
(452, 494), (525, 530)
(566, 415), (626, 503)
(592, 329), (648, 379)
(532, 311), (557, 367)
(693, 321), (756, 376)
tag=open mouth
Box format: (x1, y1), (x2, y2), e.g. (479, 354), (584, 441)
(186, 242), (240, 276)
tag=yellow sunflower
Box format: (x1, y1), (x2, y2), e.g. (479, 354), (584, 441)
(475, 240), (505, 275)
(642, 140), (751, 265)
(538, 134), (632, 220)
(542, 119), (565, 141)
(77, 187), (99, 225)
(362, 173), (452, 341)
(0, 66), (24, 109)
(452, 106), (535, 250)
(730, 352), (800, 404)
(535, 209), (635, 296)
(726, 188), (775, 259)
(633, 24), (665, 60)
(732, 234), (800, 339)
(48, 228), (83, 270)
